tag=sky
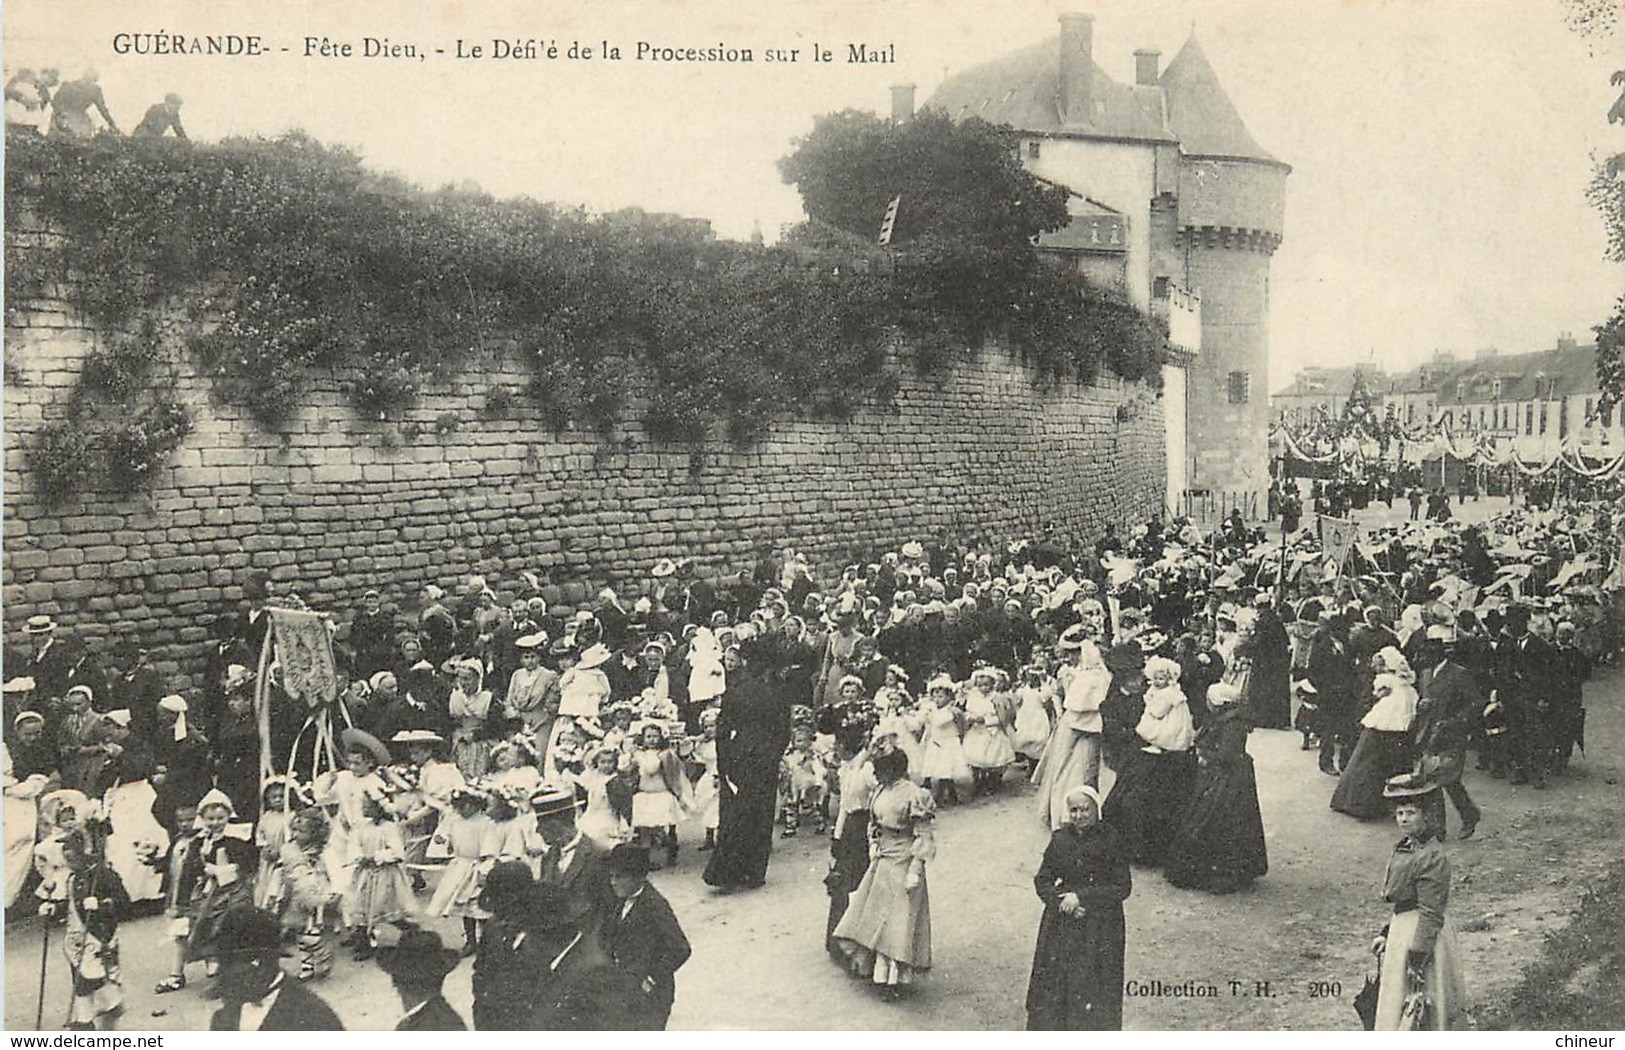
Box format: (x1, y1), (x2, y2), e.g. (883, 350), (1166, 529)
(4, 0), (1623, 390)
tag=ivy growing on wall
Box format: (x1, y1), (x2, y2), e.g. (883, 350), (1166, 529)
(25, 318), (192, 504)
(6, 128), (1167, 483)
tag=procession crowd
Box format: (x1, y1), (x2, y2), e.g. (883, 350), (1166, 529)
(2, 496), (1619, 1031)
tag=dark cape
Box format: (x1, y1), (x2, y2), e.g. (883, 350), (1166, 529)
(1025, 820), (1132, 1031)
(702, 670), (792, 889)
(1102, 747), (1197, 866)
(1247, 607), (1293, 729)
(1163, 706), (1268, 893)
(1330, 727), (1413, 820)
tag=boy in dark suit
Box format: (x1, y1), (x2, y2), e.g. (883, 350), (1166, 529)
(604, 844), (691, 1030)
(210, 906), (344, 1031)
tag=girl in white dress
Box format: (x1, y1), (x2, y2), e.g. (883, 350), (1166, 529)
(571, 745), (633, 851)
(484, 738), (544, 805)
(690, 710), (722, 851)
(425, 787), (496, 955)
(917, 676), (972, 805)
(1136, 657), (1196, 753)
(961, 667), (1017, 795)
(630, 724), (688, 869)
(1011, 663), (1056, 764)
(872, 668), (924, 781)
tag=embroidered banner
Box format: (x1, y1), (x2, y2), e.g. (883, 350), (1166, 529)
(268, 608), (340, 709)
(1318, 515), (1360, 577)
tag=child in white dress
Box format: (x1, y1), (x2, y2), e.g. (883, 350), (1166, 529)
(571, 746), (633, 851)
(1136, 657), (1196, 753)
(344, 789), (415, 960)
(690, 710), (721, 851)
(426, 787), (496, 955)
(961, 667), (1017, 796)
(918, 676), (972, 805)
(630, 724), (687, 869)
(779, 722), (829, 837)
(1011, 663), (1056, 764)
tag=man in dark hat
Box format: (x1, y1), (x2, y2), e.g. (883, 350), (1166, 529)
(348, 589), (396, 680)
(20, 615), (77, 707)
(210, 905), (344, 1030)
(1306, 606), (1355, 776)
(1493, 605), (1553, 789)
(1413, 626), (1483, 839)
(106, 637), (166, 743)
(229, 571), (274, 654)
(535, 785), (614, 926)
(374, 924), (467, 1030)
(604, 843), (691, 1030)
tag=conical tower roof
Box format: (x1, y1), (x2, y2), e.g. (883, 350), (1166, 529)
(1159, 34), (1285, 167)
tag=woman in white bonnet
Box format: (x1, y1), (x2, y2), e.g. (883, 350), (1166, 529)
(1332, 647), (1420, 820)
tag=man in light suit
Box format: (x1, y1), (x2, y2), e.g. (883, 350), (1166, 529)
(1413, 625), (1482, 839)
(604, 844), (691, 1030)
(210, 906), (343, 1031)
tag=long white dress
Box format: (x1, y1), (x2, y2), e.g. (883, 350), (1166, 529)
(571, 767), (632, 850)
(1033, 642), (1110, 830)
(2, 745), (47, 907)
(102, 776), (169, 901)
(917, 704), (973, 783)
(961, 690), (1016, 770)
(1012, 683), (1054, 760)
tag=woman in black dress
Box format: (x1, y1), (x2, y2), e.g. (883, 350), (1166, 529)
(1026, 784), (1132, 1030)
(702, 642), (792, 891)
(1163, 683), (1268, 893)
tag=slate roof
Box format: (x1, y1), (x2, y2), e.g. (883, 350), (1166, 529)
(922, 30), (1284, 170)
(1273, 344), (1602, 402)
(923, 36), (1177, 144)
(1158, 36), (1283, 166)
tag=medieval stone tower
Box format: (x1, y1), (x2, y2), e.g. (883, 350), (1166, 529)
(925, 12), (1288, 507)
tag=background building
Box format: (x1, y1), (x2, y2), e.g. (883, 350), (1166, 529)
(925, 11), (1289, 508)
(1271, 335), (1622, 460)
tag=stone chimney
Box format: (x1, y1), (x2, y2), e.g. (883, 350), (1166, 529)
(1058, 13), (1094, 125)
(890, 83), (915, 123)
(1134, 48), (1160, 86)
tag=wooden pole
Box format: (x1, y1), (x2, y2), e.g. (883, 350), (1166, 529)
(254, 624), (274, 828)
(35, 909), (50, 1029)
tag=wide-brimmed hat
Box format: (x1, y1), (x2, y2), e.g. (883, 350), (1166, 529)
(24, 615), (56, 634)
(1057, 624), (1087, 650)
(3, 677), (37, 694)
(374, 925), (461, 985)
(604, 843), (651, 877)
(340, 727), (391, 766)
(390, 728), (445, 747)
(1383, 771), (1439, 799)
(575, 643), (613, 670)
(515, 632), (547, 650)
(651, 558), (677, 579)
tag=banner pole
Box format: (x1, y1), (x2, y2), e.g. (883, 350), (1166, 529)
(253, 624), (274, 825)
